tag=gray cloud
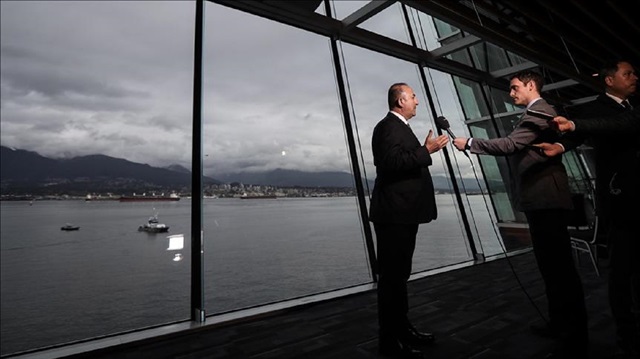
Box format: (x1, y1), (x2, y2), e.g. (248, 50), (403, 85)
(1, 1), (466, 181)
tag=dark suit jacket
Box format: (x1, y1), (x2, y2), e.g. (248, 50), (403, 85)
(560, 95), (638, 218)
(469, 98), (572, 212)
(369, 112), (437, 224)
(573, 107), (639, 134)
(568, 107), (640, 217)
(562, 93), (636, 148)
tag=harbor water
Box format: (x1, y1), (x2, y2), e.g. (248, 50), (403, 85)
(0, 195), (501, 355)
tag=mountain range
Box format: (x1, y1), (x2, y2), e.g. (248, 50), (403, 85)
(0, 145), (483, 195)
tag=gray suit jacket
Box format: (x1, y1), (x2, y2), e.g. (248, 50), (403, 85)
(470, 99), (572, 211)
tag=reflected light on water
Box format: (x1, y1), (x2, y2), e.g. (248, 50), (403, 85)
(167, 234), (184, 262)
(167, 234), (184, 250)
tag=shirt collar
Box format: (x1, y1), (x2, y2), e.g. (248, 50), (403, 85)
(390, 111), (409, 125)
(605, 92), (626, 106)
(525, 97), (543, 109)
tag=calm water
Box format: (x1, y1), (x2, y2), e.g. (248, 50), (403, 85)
(0, 195), (501, 355)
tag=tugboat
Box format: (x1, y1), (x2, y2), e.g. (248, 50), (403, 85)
(61, 223), (80, 231)
(138, 214), (169, 233)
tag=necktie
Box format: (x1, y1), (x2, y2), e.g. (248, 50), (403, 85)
(622, 100), (632, 110)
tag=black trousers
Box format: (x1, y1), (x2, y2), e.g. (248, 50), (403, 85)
(607, 217), (640, 343)
(605, 168), (640, 345)
(374, 222), (418, 339)
(525, 209), (589, 347)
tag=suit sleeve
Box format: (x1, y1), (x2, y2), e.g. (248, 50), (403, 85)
(373, 120), (432, 171)
(574, 108), (639, 135)
(471, 113), (555, 155)
(470, 119), (539, 155)
(557, 131), (585, 152)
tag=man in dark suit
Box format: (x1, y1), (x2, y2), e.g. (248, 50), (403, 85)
(562, 60), (638, 246)
(537, 60), (638, 357)
(547, 110), (639, 209)
(369, 82), (448, 358)
(453, 70), (589, 358)
(539, 108), (640, 357)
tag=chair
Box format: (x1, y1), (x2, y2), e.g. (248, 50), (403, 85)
(567, 192), (602, 276)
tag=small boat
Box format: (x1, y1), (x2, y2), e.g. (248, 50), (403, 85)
(138, 214), (170, 233)
(61, 223), (80, 231)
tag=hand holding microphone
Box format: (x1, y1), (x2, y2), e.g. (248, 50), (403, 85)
(435, 116), (470, 158)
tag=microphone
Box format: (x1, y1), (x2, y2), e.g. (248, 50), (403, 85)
(435, 116), (456, 139)
(435, 116), (470, 158)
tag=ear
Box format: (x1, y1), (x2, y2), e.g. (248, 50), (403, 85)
(605, 76), (614, 87)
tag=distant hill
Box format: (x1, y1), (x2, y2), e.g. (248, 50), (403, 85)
(0, 146), (485, 195)
(0, 146), (220, 195)
(165, 164), (191, 174)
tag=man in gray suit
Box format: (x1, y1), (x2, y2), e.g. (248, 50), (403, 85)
(369, 82), (448, 358)
(453, 71), (588, 358)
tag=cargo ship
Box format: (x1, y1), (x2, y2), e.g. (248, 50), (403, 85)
(119, 193), (180, 202)
(85, 194), (118, 201)
(239, 194), (277, 199)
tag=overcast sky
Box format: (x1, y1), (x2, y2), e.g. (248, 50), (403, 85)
(1, 1), (473, 179)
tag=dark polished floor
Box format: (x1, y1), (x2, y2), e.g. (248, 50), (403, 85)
(46, 250), (628, 359)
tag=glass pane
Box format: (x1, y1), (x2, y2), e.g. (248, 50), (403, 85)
(0, 1), (193, 355)
(330, 0), (366, 20)
(201, 4), (372, 314)
(337, 42), (475, 272)
(404, 9), (449, 52)
(356, 3), (411, 45)
(426, 70), (503, 258)
(469, 42), (512, 72)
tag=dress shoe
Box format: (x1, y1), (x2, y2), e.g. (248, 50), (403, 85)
(544, 342), (589, 359)
(403, 325), (436, 346)
(544, 349), (589, 359)
(379, 338), (425, 359)
(617, 333), (640, 350)
(616, 336), (640, 358)
(530, 322), (561, 339)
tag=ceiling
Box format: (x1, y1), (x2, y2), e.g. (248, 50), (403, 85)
(211, 0), (639, 107)
(406, 0), (640, 103)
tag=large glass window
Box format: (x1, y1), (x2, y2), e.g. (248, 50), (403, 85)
(200, 4), (372, 314)
(2, 1), (565, 356)
(1, 1), (194, 354)
(336, 41), (480, 271)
